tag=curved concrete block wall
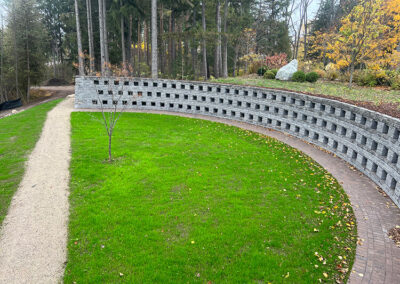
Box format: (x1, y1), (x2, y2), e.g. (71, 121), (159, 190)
(75, 76), (400, 208)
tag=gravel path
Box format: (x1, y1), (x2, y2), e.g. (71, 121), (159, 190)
(0, 97), (74, 283)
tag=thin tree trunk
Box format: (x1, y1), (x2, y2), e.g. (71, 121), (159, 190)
(201, 0), (207, 79)
(171, 14), (176, 63)
(74, 0), (84, 75)
(129, 14), (133, 74)
(120, 0), (126, 73)
(98, 0), (105, 74)
(222, 0), (228, 78)
(349, 61), (355, 88)
(144, 21), (150, 67)
(0, 16), (4, 102)
(159, 3), (165, 75)
(214, 0), (221, 78)
(168, 11), (173, 74)
(151, 0), (158, 78)
(177, 19), (182, 78)
(25, 15), (30, 102)
(86, 0), (95, 74)
(52, 45), (57, 77)
(233, 44), (239, 77)
(108, 131), (112, 161)
(12, 1), (20, 98)
(303, 2), (308, 61)
(103, 0), (109, 74)
(191, 6), (198, 79)
(137, 20), (141, 77)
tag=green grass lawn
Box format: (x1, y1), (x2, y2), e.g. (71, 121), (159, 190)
(66, 113), (356, 283)
(213, 76), (400, 106)
(0, 99), (61, 225)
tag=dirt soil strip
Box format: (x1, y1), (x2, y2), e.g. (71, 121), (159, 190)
(0, 86), (74, 119)
(0, 97), (73, 283)
(79, 108), (400, 284)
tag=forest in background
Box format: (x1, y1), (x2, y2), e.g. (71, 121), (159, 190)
(0, 0), (399, 103)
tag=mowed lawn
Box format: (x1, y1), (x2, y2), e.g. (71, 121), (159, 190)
(65, 113), (356, 283)
(0, 99), (61, 225)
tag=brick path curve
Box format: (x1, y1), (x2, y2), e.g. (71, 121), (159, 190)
(110, 109), (400, 284)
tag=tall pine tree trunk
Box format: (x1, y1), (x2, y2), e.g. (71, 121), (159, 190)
(0, 17), (5, 102)
(151, 0), (158, 78)
(201, 0), (207, 79)
(191, 6), (198, 79)
(168, 11), (173, 74)
(102, 0), (109, 74)
(12, 1), (19, 97)
(214, 0), (221, 78)
(233, 44), (239, 77)
(159, 4), (165, 75)
(128, 14), (133, 74)
(25, 15), (30, 102)
(222, 0), (228, 78)
(137, 20), (141, 77)
(120, 0), (126, 73)
(86, 0), (95, 74)
(98, 0), (105, 75)
(74, 0), (84, 75)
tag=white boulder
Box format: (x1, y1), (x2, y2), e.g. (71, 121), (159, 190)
(276, 59), (298, 81)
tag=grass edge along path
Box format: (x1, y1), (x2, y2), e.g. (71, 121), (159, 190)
(65, 112), (356, 283)
(0, 99), (62, 225)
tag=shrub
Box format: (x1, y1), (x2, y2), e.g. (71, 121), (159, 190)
(355, 70), (378, 87)
(314, 68), (326, 79)
(271, 69), (278, 77)
(305, 72), (319, 83)
(326, 69), (339, 81)
(292, 71), (306, 82)
(264, 70), (276, 79)
(265, 53), (287, 69)
(390, 75), (400, 90)
(257, 66), (268, 76)
(355, 69), (390, 87)
(325, 63), (339, 81)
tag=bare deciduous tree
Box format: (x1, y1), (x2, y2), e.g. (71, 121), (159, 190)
(95, 86), (138, 162)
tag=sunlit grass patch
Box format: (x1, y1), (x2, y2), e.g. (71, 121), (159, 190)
(65, 112), (356, 283)
(0, 99), (62, 225)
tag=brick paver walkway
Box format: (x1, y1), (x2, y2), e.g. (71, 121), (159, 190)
(113, 110), (400, 284)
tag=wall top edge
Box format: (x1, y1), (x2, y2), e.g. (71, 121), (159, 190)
(75, 76), (400, 124)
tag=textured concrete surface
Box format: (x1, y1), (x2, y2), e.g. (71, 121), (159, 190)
(0, 98), (73, 283)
